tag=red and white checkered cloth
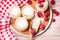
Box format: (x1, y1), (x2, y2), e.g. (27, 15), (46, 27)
(0, 0), (28, 40)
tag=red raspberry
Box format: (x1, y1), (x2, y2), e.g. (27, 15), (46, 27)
(41, 0), (45, 2)
(30, 29), (36, 35)
(39, 24), (45, 30)
(27, 0), (32, 5)
(38, 0), (41, 3)
(37, 11), (43, 17)
(38, 0), (45, 3)
(55, 12), (59, 16)
(52, 18), (55, 22)
(51, 0), (55, 5)
(52, 9), (59, 16)
(44, 17), (49, 21)
(52, 9), (56, 13)
(44, 12), (49, 17)
(39, 3), (44, 7)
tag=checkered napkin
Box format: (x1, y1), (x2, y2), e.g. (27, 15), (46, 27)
(0, 0), (27, 40)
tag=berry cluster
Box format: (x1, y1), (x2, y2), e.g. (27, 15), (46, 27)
(38, 0), (45, 7)
(50, 0), (60, 22)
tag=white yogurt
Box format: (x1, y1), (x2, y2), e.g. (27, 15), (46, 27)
(15, 17), (28, 31)
(22, 4), (35, 20)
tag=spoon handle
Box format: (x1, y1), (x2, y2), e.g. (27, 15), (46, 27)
(29, 34), (32, 40)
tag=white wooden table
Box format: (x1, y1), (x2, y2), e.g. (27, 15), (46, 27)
(16, 0), (60, 40)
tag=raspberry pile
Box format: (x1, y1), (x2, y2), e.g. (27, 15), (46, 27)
(37, 11), (43, 17)
(50, 0), (60, 22)
(38, 0), (45, 8)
